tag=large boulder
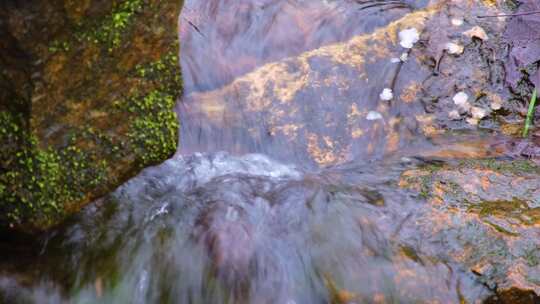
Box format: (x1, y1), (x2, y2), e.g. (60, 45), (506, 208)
(0, 0), (183, 231)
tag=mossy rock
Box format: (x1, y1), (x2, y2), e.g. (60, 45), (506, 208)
(0, 0), (183, 231)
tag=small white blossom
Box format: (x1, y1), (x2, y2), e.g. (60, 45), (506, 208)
(490, 101), (502, 110)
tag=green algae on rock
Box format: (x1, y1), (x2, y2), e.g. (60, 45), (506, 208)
(0, 0), (183, 231)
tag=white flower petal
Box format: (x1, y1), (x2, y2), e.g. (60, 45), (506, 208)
(445, 42), (464, 55)
(451, 18), (464, 26)
(471, 106), (487, 120)
(399, 28), (420, 49)
(366, 111), (383, 121)
(379, 88), (393, 101)
(449, 110), (461, 120)
(464, 26), (488, 41)
(453, 92), (470, 110)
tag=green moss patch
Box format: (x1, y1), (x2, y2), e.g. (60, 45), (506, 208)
(49, 0), (144, 53)
(121, 50), (182, 167)
(401, 158), (539, 204)
(0, 112), (108, 229)
(125, 90), (178, 166)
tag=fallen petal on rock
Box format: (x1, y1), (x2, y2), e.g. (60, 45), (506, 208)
(445, 42), (464, 55)
(366, 111), (383, 121)
(451, 18), (464, 26)
(449, 110), (461, 120)
(380, 88), (393, 101)
(471, 106), (488, 120)
(398, 28), (420, 49)
(464, 26), (488, 41)
(453, 92), (470, 110)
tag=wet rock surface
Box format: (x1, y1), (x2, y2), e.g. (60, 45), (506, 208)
(400, 158), (540, 298)
(1, 0), (540, 303)
(180, 3), (436, 167)
(504, 0), (540, 90)
(179, 0), (533, 168)
(180, 0), (540, 300)
(0, 0), (183, 231)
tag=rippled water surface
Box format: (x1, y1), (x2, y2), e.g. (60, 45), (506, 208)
(1, 152), (496, 303)
(2, 0), (538, 303)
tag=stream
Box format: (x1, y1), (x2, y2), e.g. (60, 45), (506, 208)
(1, 0), (539, 303)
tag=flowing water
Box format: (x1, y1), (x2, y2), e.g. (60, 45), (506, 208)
(1, 1), (538, 303)
(178, 0), (435, 164)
